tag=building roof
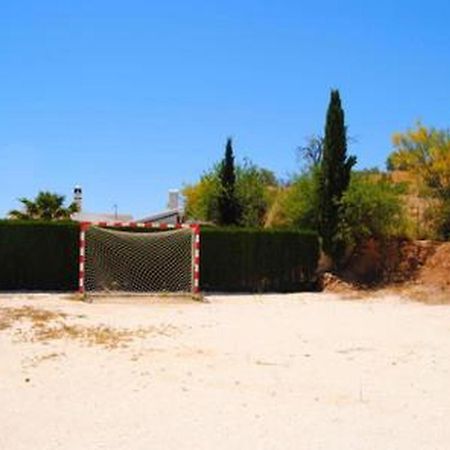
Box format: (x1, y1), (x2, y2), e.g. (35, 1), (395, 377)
(138, 209), (181, 224)
(71, 212), (134, 223)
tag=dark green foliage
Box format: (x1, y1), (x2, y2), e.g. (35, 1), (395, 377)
(0, 223), (319, 293)
(318, 90), (356, 265)
(0, 221), (79, 291)
(200, 228), (319, 292)
(218, 138), (241, 225)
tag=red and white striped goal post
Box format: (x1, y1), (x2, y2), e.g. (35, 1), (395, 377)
(78, 221), (201, 295)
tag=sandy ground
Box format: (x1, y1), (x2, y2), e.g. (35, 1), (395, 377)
(1, 293), (450, 450)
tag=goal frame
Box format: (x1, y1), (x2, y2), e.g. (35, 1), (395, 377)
(78, 221), (200, 295)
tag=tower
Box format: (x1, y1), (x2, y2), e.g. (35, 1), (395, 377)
(168, 189), (180, 210)
(73, 185), (82, 212)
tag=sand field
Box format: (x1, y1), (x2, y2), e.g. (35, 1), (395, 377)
(1, 292), (450, 449)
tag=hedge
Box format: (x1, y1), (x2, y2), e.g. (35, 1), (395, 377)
(200, 228), (319, 292)
(0, 221), (79, 291)
(0, 223), (319, 293)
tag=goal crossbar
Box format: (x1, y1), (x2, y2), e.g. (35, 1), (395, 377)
(78, 221), (200, 295)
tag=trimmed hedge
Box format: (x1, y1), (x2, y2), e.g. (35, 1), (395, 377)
(0, 221), (79, 291)
(0, 222), (319, 293)
(200, 228), (319, 292)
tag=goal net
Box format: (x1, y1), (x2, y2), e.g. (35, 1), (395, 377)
(82, 225), (197, 294)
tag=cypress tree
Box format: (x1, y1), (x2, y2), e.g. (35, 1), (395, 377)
(218, 138), (241, 226)
(319, 90), (356, 265)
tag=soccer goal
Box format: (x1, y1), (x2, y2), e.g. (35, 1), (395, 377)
(78, 222), (200, 295)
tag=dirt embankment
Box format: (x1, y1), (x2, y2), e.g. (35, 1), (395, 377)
(417, 243), (450, 287)
(341, 239), (438, 285)
(323, 239), (450, 302)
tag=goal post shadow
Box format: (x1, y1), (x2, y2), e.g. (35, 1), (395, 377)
(78, 221), (200, 297)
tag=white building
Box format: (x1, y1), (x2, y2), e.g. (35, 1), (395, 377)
(70, 186), (183, 225)
(70, 186), (134, 223)
(138, 189), (183, 225)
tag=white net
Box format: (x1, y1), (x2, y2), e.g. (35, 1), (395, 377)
(84, 226), (195, 293)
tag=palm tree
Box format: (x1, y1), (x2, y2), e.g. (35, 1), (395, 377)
(8, 191), (78, 221)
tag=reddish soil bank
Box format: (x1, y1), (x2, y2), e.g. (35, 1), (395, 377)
(323, 239), (450, 302)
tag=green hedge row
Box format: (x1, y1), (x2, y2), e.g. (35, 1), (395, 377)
(200, 228), (319, 292)
(0, 222), (319, 293)
(0, 221), (79, 291)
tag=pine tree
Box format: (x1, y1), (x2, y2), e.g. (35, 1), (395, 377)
(319, 90), (356, 265)
(218, 138), (241, 225)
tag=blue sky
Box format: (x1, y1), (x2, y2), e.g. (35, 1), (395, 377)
(1, 0), (449, 219)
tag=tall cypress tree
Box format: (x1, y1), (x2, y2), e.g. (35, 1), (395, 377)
(319, 90), (356, 265)
(218, 138), (241, 225)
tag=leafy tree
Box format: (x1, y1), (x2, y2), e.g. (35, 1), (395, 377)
(182, 169), (221, 224)
(318, 90), (356, 265)
(257, 167), (278, 187)
(217, 138), (241, 226)
(266, 169), (319, 229)
(9, 191), (78, 221)
(183, 158), (277, 228)
(387, 123), (450, 238)
(388, 123), (450, 197)
(338, 173), (409, 247)
(236, 159), (277, 227)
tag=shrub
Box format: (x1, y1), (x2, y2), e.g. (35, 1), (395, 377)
(0, 221), (79, 291)
(339, 174), (410, 246)
(200, 228), (319, 292)
(267, 170), (319, 229)
(0, 222), (319, 293)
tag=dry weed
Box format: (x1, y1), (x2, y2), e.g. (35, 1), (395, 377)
(30, 323), (139, 348)
(0, 306), (166, 348)
(0, 306), (66, 331)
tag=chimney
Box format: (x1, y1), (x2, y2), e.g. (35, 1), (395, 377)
(73, 185), (82, 212)
(168, 189), (180, 210)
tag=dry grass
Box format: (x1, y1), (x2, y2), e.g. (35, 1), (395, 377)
(0, 305), (172, 348)
(0, 306), (66, 331)
(30, 323), (140, 348)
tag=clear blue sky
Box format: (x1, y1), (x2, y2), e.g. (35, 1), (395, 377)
(1, 0), (449, 219)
